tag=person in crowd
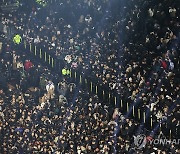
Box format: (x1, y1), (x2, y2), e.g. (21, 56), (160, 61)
(46, 80), (55, 100)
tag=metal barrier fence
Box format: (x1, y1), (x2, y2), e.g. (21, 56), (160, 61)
(24, 41), (178, 139)
(26, 42), (57, 70)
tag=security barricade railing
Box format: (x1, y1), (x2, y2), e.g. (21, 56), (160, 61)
(26, 42), (57, 71)
(22, 40), (178, 139)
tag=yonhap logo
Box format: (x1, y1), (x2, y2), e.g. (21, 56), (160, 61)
(134, 134), (179, 149)
(134, 134), (147, 149)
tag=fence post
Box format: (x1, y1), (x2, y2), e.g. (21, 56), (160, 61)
(121, 100), (123, 108)
(75, 71), (77, 80)
(70, 69), (72, 77)
(34, 46), (37, 56)
(138, 109), (140, 120)
(103, 90), (105, 99)
(95, 85), (98, 94)
(29, 43), (32, 52)
(160, 123), (162, 132)
(80, 75), (82, 83)
(169, 129), (171, 139)
(114, 96), (117, 107)
(44, 52), (47, 62)
(24, 40), (26, 49)
(108, 92), (110, 103)
(143, 111), (146, 123)
(52, 57), (54, 68)
(40, 48), (42, 59)
(150, 115), (153, 129)
(127, 102), (129, 112)
(90, 82), (93, 92)
(48, 55), (51, 65)
(133, 105), (135, 117)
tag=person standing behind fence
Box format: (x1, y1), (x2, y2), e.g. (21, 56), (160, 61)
(46, 80), (55, 100)
(57, 79), (68, 96)
(39, 76), (46, 91)
(12, 52), (17, 71)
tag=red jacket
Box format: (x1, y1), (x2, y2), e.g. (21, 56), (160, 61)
(161, 61), (167, 69)
(24, 61), (33, 71)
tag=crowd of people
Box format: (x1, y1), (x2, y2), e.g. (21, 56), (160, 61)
(0, 0), (180, 153)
